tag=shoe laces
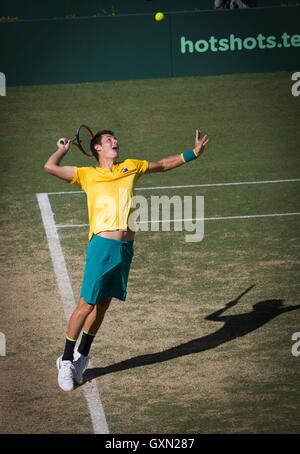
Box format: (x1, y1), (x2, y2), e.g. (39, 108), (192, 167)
(61, 360), (75, 379)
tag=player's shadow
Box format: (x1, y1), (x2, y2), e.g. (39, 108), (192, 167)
(84, 285), (300, 383)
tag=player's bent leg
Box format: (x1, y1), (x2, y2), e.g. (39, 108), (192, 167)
(57, 297), (94, 391)
(74, 298), (112, 385)
(83, 297), (112, 335)
(67, 297), (95, 340)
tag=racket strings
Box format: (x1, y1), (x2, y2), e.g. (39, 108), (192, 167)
(77, 126), (94, 156)
(79, 130), (92, 154)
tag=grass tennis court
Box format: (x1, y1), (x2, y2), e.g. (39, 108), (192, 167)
(0, 71), (300, 433)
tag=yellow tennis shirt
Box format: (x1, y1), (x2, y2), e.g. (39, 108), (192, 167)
(70, 159), (149, 239)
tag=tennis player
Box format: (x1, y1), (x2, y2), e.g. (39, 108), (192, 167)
(44, 129), (208, 391)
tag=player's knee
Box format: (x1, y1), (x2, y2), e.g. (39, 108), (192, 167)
(79, 297), (95, 314)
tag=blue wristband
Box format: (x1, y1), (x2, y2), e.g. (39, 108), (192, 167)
(181, 149), (198, 163)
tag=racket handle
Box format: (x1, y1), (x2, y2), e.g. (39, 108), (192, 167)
(59, 138), (76, 144)
(57, 137), (75, 147)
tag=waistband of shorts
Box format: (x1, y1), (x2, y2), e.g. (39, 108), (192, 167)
(90, 234), (134, 244)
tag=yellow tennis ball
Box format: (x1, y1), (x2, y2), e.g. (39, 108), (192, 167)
(155, 12), (165, 22)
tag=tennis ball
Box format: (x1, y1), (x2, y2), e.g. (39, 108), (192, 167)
(155, 12), (165, 22)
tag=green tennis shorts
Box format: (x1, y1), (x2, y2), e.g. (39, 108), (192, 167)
(80, 235), (134, 305)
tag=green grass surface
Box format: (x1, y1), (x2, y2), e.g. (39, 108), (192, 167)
(0, 72), (300, 433)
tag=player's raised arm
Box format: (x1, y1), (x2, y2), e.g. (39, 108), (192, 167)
(147, 129), (209, 173)
(44, 138), (76, 182)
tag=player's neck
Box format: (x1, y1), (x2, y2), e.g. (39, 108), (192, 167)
(98, 157), (117, 169)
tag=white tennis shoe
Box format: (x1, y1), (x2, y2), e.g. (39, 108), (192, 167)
(56, 356), (75, 392)
(73, 350), (90, 384)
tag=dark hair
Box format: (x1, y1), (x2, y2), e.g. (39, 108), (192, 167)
(90, 130), (115, 161)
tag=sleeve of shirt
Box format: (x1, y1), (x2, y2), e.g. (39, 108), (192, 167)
(130, 159), (149, 178)
(70, 167), (88, 191)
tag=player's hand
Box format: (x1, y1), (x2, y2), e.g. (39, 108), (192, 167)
(57, 138), (72, 153)
(194, 129), (209, 156)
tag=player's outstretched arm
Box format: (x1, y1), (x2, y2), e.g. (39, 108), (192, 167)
(205, 299), (239, 322)
(44, 138), (75, 182)
(147, 129), (208, 174)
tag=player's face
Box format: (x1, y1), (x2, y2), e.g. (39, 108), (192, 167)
(100, 134), (119, 159)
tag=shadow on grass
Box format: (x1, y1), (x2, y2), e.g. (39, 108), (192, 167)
(84, 285), (300, 382)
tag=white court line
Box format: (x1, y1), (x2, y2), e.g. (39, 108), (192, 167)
(36, 193), (109, 435)
(46, 178), (300, 195)
(56, 211), (300, 229)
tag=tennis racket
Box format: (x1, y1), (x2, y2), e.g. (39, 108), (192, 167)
(72, 124), (95, 157)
